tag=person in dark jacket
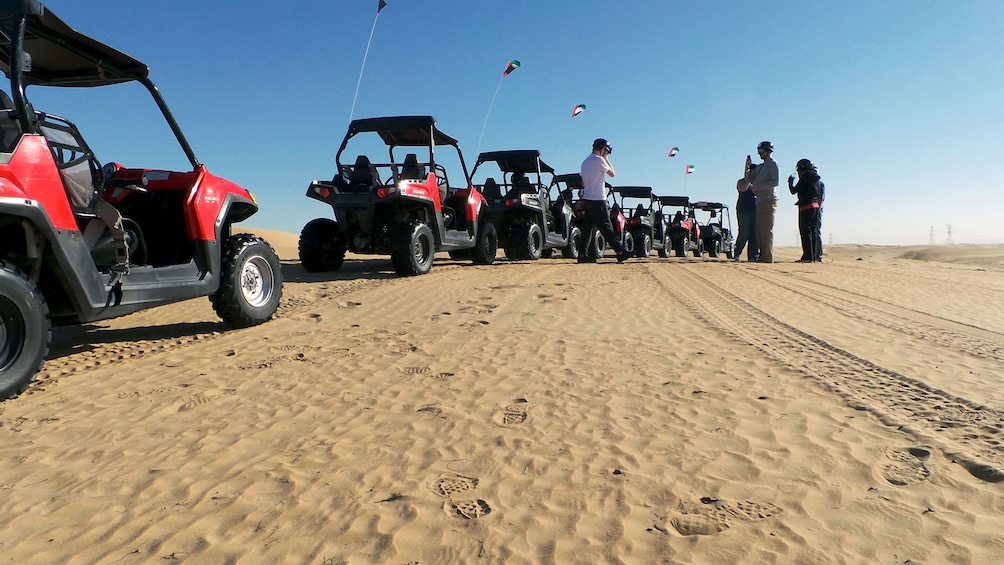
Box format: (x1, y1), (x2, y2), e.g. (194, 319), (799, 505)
(734, 177), (758, 261)
(787, 158), (824, 262)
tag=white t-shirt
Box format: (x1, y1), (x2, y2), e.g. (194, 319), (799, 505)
(580, 153), (609, 201)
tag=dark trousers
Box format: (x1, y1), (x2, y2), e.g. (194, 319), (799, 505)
(734, 208), (758, 261)
(798, 208), (822, 261)
(577, 200), (625, 258)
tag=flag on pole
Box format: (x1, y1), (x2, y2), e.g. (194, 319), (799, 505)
(571, 104), (586, 118)
(668, 147), (679, 158)
(377, 0), (387, 13)
(686, 165), (695, 174)
(503, 60), (521, 76)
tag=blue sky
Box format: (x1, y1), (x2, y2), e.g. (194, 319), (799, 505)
(23, 0), (1004, 245)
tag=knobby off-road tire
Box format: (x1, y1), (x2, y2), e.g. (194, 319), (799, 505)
(212, 234), (283, 327)
(622, 233), (635, 255)
(634, 233), (652, 258)
(673, 235), (688, 257)
(516, 220), (544, 261)
(708, 239), (721, 258)
(298, 218), (346, 272)
(472, 222), (498, 265)
(692, 239), (704, 258)
(390, 221), (435, 275)
(593, 232), (606, 258)
(562, 226), (581, 259)
(0, 263), (50, 399)
(658, 234), (670, 258)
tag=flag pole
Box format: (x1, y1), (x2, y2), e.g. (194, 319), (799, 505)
(349, 1), (388, 122)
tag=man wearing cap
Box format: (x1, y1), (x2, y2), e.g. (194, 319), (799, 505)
(578, 138), (631, 263)
(744, 141), (779, 263)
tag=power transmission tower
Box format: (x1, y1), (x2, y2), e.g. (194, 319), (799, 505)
(945, 225), (954, 245)
(928, 226), (935, 245)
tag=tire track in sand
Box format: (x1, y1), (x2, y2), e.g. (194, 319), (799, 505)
(721, 267), (1004, 362)
(644, 263), (1004, 483)
(33, 274), (400, 390)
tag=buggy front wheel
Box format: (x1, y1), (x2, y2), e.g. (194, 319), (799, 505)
(472, 222), (498, 265)
(0, 263), (50, 399)
(212, 234), (283, 327)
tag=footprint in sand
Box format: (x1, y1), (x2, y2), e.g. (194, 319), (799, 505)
(494, 399), (531, 425)
(670, 499), (783, 536)
(449, 499), (492, 519)
(459, 320), (491, 331)
(430, 474), (492, 520)
(883, 447), (932, 486)
(430, 473), (479, 498)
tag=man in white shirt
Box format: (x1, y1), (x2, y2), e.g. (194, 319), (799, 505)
(578, 138), (631, 263)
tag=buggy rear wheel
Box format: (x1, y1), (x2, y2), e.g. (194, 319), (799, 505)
(708, 239), (721, 258)
(634, 233), (652, 258)
(299, 218), (346, 272)
(622, 233), (635, 255)
(658, 233), (670, 258)
(472, 222), (498, 265)
(390, 221), (435, 275)
(516, 220), (544, 261)
(673, 235), (687, 257)
(562, 226), (581, 259)
(0, 264), (50, 399)
(593, 232), (606, 257)
(212, 234), (283, 327)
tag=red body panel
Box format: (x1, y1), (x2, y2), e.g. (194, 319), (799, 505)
(0, 135), (77, 230)
(610, 208), (626, 236)
(104, 165), (250, 241)
(396, 174), (440, 210)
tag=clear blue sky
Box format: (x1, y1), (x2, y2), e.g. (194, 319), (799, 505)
(24, 1), (1004, 245)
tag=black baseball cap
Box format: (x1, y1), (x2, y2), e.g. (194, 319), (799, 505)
(593, 138), (613, 152)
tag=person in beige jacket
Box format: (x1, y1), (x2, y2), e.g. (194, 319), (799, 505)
(744, 141), (779, 263)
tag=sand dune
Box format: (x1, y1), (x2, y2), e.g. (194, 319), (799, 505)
(1, 232), (1003, 564)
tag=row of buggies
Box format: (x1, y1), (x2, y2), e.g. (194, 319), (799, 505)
(300, 115), (735, 276)
(552, 176), (735, 261)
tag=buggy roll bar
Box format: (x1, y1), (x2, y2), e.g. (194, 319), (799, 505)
(1, 3), (202, 169)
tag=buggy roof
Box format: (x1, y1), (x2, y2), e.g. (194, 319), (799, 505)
(346, 116), (459, 147)
(475, 150), (554, 174)
(657, 196), (691, 207)
(610, 186), (654, 199)
(553, 173), (583, 188)
(694, 201), (727, 211)
(0, 0), (149, 86)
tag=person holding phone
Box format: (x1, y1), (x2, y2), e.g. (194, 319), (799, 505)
(577, 138), (631, 263)
(788, 159), (824, 262)
(744, 141), (779, 263)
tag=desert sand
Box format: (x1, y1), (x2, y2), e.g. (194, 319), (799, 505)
(2, 230), (1004, 564)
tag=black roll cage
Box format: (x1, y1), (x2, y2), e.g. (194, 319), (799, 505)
(0, 1), (201, 168)
(333, 115), (472, 186)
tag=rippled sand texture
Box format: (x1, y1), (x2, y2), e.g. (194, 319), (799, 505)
(2, 235), (1003, 564)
